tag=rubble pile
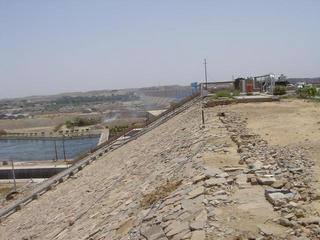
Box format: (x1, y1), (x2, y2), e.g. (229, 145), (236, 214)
(219, 111), (320, 239)
(131, 165), (237, 240)
(118, 109), (251, 239)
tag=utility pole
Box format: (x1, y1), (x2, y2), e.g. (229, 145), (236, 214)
(10, 159), (17, 191)
(204, 58), (208, 90)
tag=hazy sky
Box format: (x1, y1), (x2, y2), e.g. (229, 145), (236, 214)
(0, 1), (319, 98)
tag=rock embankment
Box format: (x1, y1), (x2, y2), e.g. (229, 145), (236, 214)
(1, 102), (319, 240)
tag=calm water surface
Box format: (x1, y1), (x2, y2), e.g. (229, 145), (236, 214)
(0, 137), (99, 161)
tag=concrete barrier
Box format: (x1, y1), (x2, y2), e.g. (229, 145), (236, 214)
(0, 167), (66, 179)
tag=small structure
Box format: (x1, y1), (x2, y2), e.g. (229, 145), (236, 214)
(190, 82), (200, 94)
(240, 78), (255, 94)
(254, 74), (276, 94)
(237, 74), (276, 95)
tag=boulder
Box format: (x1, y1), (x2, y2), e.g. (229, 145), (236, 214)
(279, 218), (295, 228)
(257, 176), (276, 186)
(271, 180), (286, 189)
(299, 217), (320, 226)
(265, 189), (294, 206)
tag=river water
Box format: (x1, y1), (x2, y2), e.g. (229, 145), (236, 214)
(0, 137), (99, 161)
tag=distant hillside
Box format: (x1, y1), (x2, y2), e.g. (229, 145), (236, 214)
(287, 77), (320, 84)
(0, 85), (191, 102)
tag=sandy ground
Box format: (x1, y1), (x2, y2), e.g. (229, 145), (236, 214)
(226, 99), (320, 175)
(227, 99), (320, 147)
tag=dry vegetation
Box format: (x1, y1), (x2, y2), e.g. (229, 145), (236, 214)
(140, 180), (182, 208)
(0, 185), (13, 199)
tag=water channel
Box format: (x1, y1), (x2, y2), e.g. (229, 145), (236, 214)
(0, 137), (99, 161)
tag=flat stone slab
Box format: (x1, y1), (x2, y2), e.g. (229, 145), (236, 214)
(189, 220), (206, 230)
(257, 176), (276, 186)
(235, 174), (247, 185)
(165, 221), (189, 237)
(141, 225), (166, 240)
(210, 194), (229, 201)
(216, 172), (229, 178)
(223, 166), (245, 172)
(299, 217), (320, 226)
(181, 195), (204, 212)
(190, 230), (206, 240)
(271, 180), (286, 189)
(204, 167), (224, 177)
(190, 210), (207, 230)
(188, 186), (205, 199)
(192, 174), (207, 184)
(204, 178), (227, 187)
(257, 223), (287, 237)
(265, 189), (295, 206)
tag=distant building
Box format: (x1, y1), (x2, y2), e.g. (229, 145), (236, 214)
(235, 74), (276, 94)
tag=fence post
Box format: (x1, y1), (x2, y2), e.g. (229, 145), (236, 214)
(10, 159), (16, 191)
(201, 109), (205, 125)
